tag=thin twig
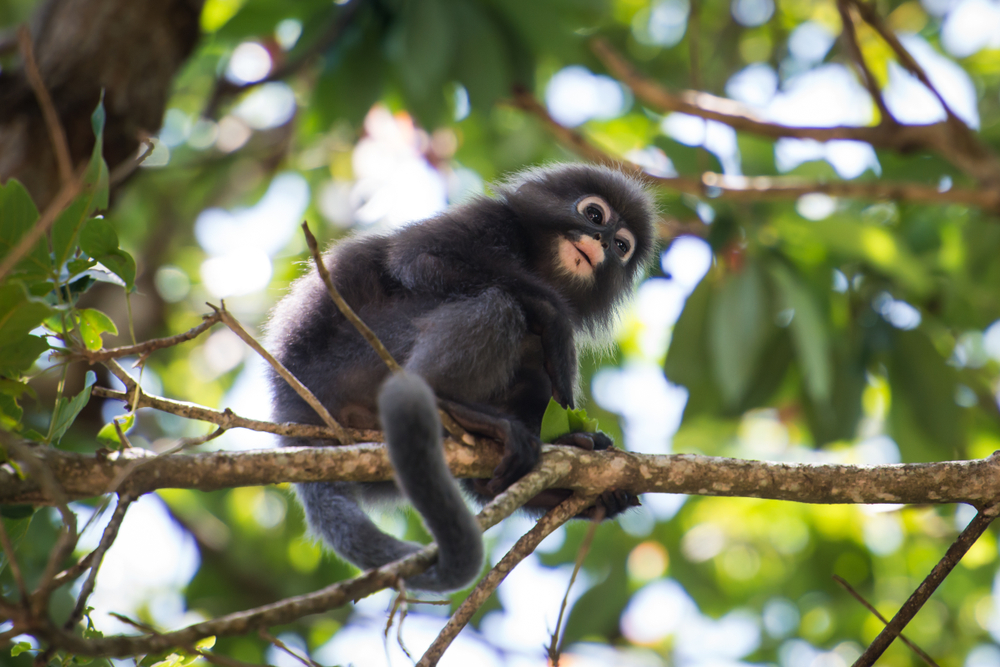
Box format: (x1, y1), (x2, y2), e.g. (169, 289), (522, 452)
(70, 308), (221, 364)
(853, 505), (1000, 667)
(51, 551), (97, 590)
(833, 575), (940, 667)
(109, 139), (156, 187)
(300, 223), (401, 371)
(17, 26), (72, 185)
(92, 385), (365, 442)
(300, 222), (469, 442)
(259, 630), (321, 667)
(417, 493), (594, 667)
(847, 0), (1000, 184)
(848, 0), (957, 126)
(835, 0), (895, 125)
(211, 302), (351, 444)
(64, 494), (135, 630)
(0, 516), (30, 605)
(547, 507), (604, 665)
(106, 426), (227, 498)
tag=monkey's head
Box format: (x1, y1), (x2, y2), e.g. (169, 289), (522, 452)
(499, 163), (657, 329)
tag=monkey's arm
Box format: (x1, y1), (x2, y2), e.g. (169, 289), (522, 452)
(392, 249), (579, 408)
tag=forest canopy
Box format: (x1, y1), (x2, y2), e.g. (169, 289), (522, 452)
(3, 0), (1000, 665)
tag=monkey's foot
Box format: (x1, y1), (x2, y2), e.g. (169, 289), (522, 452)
(523, 488), (640, 519)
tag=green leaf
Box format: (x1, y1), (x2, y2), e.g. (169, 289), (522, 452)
(49, 370), (96, 444)
(540, 398), (571, 442)
(78, 308), (118, 350)
(314, 23), (387, 128)
(887, 329), (964, 461)
(664, 279), (723, 418)
(51, 197), (93, 270)
(0, 505), (34, 519)
(0, 179), (50, 280)
(85, 96), (110, 212)
(97, 413), (135, 447)
(11, 641), (33, 657)
(391, 0), (454, 124)
(453, 4), (512, 111)
(709, 262), (770, 408)
(0, 284), (54, 374)
(567, 407), (599, 434)
(767, 262), (832, 404)
(0, 335), (49, 376)
(79, 219), (135, 289)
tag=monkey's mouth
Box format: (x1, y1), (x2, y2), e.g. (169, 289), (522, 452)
(572, 243), (593, 267)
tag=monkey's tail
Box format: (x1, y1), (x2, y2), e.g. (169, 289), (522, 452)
(296, 372), (483, 592)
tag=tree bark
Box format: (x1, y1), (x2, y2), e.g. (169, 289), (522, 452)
(0, 0), (203, 207)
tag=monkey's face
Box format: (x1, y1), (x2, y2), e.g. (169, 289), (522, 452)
(556, 195), (638, 282)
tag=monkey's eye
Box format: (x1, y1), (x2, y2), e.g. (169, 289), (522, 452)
(614, 229), (636, 262)
(576, 196), (611, 226)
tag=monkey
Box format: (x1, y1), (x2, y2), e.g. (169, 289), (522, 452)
(266, 163), (656, 592)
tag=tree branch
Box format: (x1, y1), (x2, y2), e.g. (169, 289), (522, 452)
(17, 461), (560, 658)
(6, 440), (1000, 509)
(590, 38), (1000, 187)
(212, 303), (351, 443)
(853, 504), (1000, 666)
(509, 91), (1000, 212)
(417, 493), (594, 667)
(68, 311), (222, 364)
(92, 386), (371, 442)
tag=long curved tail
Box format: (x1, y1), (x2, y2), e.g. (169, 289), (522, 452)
(296, 372), (483, 592)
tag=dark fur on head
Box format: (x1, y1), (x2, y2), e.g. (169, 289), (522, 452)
(269, 163), (656, 591)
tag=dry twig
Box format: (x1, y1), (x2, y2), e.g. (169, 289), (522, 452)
(853, 505), (1000, 666)
(417, 493), (593, 667)
(833, 575), (940, 667)
(64, 494), (135, 630)
(17, 26), (72, 185)
(211, 302), (351, 443)
(71, 311), (222, 364)
(547, 507), (604, 665)
(834, 0), (895, 125)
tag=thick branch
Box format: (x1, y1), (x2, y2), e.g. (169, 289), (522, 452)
(6, 443), (1000, 509)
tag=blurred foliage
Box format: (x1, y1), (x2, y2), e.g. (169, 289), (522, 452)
(4, 0), (1000, 664)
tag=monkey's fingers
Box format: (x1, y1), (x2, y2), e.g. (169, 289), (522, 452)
(577, 490), (640, 519)
(488, 448), (539, 494)
(553, 431), (614, 451)
(544, 359), (575, 409)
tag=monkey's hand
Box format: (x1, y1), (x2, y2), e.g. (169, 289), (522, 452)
(439, 400), (542, 494)
(552, 432), (639, 518)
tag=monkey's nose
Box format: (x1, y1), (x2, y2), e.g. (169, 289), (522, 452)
(593, 233), (608, 249)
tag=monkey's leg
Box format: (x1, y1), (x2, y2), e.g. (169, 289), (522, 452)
(405, 289), (543, 491)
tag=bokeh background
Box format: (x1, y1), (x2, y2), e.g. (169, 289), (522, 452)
(5, 0), (1000, 664)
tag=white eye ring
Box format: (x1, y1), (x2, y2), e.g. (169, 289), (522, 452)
(615, 228), (636, 262)
(576, 196), (611, 226)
